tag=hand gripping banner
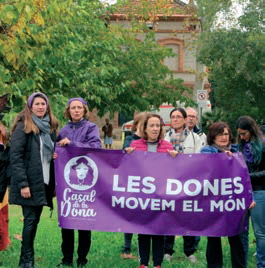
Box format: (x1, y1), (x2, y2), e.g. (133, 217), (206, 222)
(55, 145), (253, 236)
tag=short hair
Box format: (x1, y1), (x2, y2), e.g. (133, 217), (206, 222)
(64, 104), (89, 120)
(185, 107), (198, 117)
(207, 122), (232, 146)
(132, 112), (147, 133)
(170, 107), (187, 119)
(142, 113), (164, 141)
(73, 157), (90, 170)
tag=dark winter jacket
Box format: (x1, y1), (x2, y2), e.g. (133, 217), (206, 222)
(122, 133), (141, 149)
(245, 144), (265, 191)
(9, 120), (56, 207)
(0, 146), (10, 202)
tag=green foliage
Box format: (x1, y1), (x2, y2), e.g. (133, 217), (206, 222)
(202, 108), (239, 140)
(1, 205), (258, 267)
(0, 0), (192, 126)
(197, 0), (265, 127)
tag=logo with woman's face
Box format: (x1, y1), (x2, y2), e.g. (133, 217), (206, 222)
(64, 156), (98, 190)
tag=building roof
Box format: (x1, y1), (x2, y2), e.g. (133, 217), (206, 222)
(109, 0), (196, 22)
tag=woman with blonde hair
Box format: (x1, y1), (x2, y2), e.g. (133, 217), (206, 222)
(9, 92), (58, 268)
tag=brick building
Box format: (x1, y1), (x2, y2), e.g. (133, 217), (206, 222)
(92, 0), (209, 138)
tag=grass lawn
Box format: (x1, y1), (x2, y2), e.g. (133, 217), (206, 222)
(0, 203), (258, 268)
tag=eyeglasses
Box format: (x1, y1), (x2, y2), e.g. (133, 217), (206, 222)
(238, 131), (249, 136)
(171, 115), (184, 119)
(216, 133), (229, 137)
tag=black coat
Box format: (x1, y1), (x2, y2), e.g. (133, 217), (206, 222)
(247, 144), (265, 191)
(9, 120), (56, 207)
(0, 146), (10, 202)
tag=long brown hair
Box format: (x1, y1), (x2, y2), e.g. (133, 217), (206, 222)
(132, 112), (147, 133)
(236, 116), (263, 164)
(11, 94), (58, 134)
(141, 113), (164, 141)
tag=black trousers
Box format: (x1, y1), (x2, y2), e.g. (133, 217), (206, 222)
(164, 235), (200, 257)
(20, 206), (43, 266)
(61, 228), (91, 265)
(138, 234), (164, 267)
(123, 233), (133, 253)
(206, 235), (246, 268)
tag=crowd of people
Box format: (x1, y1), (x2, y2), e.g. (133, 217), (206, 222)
(0, 92), (264, 268)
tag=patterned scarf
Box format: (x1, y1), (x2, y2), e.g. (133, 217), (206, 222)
(212, 144), (232, 153)
(32, 114), (54, 162)
(167, 127), (189, 152)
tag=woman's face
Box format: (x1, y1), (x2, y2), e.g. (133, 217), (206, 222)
(237, 128), (251, 142)
(214, 127), (230, 147)
(31, 97), (47, 118)
(69, 100), (85, 122)
(145, 117), (161, 142)
(76, 162), (89, 180)
(170, 110), (185, 130)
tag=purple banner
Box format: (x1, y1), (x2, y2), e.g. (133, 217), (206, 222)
(55, 145), (253, 236)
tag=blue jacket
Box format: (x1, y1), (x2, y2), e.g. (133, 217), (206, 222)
(201, 144), (238, 154)
(58, 119), (101, 149)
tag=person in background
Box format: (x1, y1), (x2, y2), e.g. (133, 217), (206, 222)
(121, 112), (147, 259)
(185, 107), (207, 146)
(201, 122), (247, 268)
(164, 107), (202, 263)
(236, 116), (265, 268)
(122, 112), (146, 149)
(56, 98), (101, 268)
(126, 113), (178, 268)
(102, 118), (113, 149)
(9, 92), (58, 268)
(0, 122), (10, 253)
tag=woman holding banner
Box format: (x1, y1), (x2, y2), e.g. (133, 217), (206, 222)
(56, 98), (101, 268)
(201, 122), (246, 268)
(9, 92), (58, 268)
(126, 113), (177, 268)
(236, 116), (265, 268)
(164, 107), (202, 263)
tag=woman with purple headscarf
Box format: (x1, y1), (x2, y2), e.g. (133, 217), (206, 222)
(56, 98), (101, 268)
(9, 92), (58, 268)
